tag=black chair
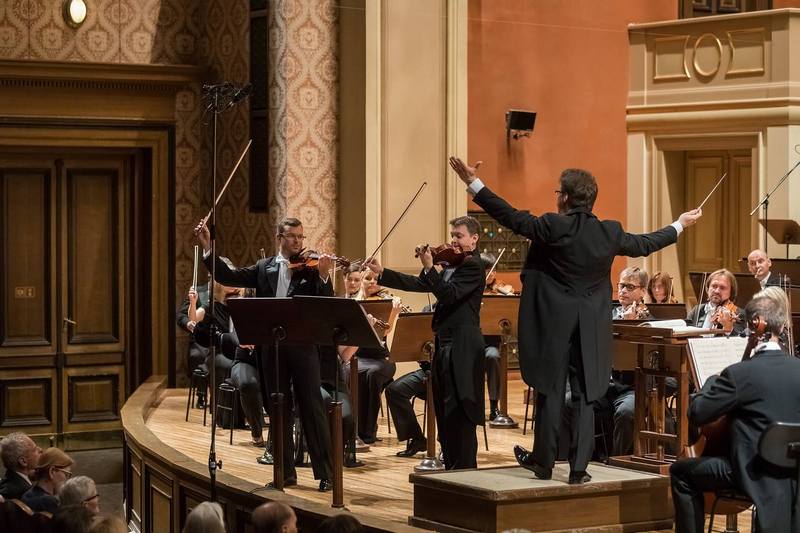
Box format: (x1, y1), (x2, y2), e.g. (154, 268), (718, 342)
(523, 386), (536, 436)
(760, 421), (800, 511)
(215, 381), (240, 445)
(185, 368), (209, 425)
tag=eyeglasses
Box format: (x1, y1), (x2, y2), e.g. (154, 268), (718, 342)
(617, 283), (641, 291)
(280, 233), (305, 241)
(54, 467), (73, 479)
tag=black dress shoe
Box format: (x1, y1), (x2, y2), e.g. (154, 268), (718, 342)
(568, 471), (592, 485)
(256, 450), (274, 465)
(396, 437), (427, 458)
(195, 393), (206, 410)
(318, 478), (333, 492)
(513, 445), (552, 480)
(489, 408), (500, 421)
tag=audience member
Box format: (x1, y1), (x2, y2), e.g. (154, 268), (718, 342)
(0, 432), (42, 500)
(252, 501), (297, 533)
(52, 504), (94, 533)
(316, 513), (363, 533)
(182, 501), (226, 533)
(60, 475), (100, 515)
(22, 447), (73, 514)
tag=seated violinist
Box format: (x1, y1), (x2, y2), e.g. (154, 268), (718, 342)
(612, 267), (652, 320)
(686, 269), (745, 334)
(670, 287), (800, 533)
(647, 271), (678, 304)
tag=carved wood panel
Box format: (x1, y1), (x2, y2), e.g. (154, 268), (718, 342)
(680, 0), (771, 18)
(146, 467), (174, 533)
(0, 373), (53, 428)
(67, 371), (121, 424)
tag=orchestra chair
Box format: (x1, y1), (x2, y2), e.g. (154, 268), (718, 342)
(522, 386), (536, 436)
(185, 367), (209, 426)
(215, 380), (240, 445)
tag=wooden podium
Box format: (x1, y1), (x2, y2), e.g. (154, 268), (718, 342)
(480, 295), (519, 428)
(608, 324), (717, 474)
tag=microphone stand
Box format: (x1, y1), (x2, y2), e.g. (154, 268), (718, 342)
(202, 81), (250, 501)
(750, 159), (800, 256)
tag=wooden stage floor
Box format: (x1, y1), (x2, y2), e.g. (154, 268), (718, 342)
(146, 376), (751, 532)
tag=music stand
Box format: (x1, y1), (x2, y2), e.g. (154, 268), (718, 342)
(480, 295), (520, 428)
(388, 312), (440, 471)
(760, 219), (800, 259)
(229, 296), (381, 507)
(647, 303), (687, 320)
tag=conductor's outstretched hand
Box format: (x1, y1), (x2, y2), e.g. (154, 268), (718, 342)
(449, 157), (482, 186)
(678, 208), (703, 228)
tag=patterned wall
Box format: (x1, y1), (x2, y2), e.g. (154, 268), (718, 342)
(268, 0), (339, 254)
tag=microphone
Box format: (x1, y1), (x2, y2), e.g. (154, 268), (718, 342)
(231, 83), (252, 104)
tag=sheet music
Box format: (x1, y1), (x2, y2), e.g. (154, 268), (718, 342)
(687, 337), (749, 387)
(638, 319), (706, 334)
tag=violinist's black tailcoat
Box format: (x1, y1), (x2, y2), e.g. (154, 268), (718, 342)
(378, 253), (485, 469)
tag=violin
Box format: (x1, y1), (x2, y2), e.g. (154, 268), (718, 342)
(414, 243), (467, 267)
(621, 299), (650, 320)
(710, 301), (740, 333)
(288, 249), (351, 271)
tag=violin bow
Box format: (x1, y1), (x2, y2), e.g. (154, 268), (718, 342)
(694, 271), (709, 327)
(360, 181), (428, 272)
(697, 172), (727, 210)
(200, 139), (253, 226)
(192, 245), (199, 289)
(485, 247), (506, 281)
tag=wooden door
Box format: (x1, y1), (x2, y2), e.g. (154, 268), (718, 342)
(0, 151), (131, 445)
(682, 150), (756, 302)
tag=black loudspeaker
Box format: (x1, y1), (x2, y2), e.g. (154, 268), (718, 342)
(505, 110), (536, 139)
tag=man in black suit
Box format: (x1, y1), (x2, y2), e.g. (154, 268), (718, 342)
(0, 432), (41, 500)
(196, 217), (336, 492)
(670, 289), (800, 532)
(365, 216), (486, 470)
(450, 157), (702, 483)
(748, 249), (782, 289)
(686, 268), (745, 334)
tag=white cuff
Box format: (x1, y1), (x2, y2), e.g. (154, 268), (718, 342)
(203, 248), (211, 258)
(468, 178), (485, 196)
(670, 221), (684, 236)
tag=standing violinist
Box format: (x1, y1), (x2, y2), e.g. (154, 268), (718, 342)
(195, 217), (336, 492)
(670, 288), (800, 533)
(365, 216), (485, 470)
(450, 157), (702, 484)
(686, 269), (745, 334)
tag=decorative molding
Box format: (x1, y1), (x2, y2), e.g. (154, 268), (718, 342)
(653, 35), (690, 82)
(692, 33), (723, 78)
(726, 28), (766, 77)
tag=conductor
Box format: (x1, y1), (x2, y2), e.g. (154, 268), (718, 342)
(449, 157), (702, 483)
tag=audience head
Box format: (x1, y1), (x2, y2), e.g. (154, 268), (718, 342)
(746, 286), (789, 339)
(705, 269), (737, 305)
(32, 447), (74, 494)
(252, 501), (297, 533)
(89, 515), (128, 533)
(52, 504), (94, 533)
(617, 267), (648, 307)
(0, 432), (42, 477)
(182, 501), (226, 533)
(558, 168), (597, 213)
(648, 271), (675, 304)
(316, 513), (363, 533)
(747, 249), (772, 280)
(276, 217), (304, 256)
(60, 475), (100, 515)
(449, 215), (481, 252)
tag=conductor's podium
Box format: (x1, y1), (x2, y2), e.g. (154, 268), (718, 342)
(409, 462), (672, 533)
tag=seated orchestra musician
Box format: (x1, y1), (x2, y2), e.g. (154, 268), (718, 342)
(686, 268), (745, 334)
(670, 287), (800, 533)
(748, 248), (782, 289)
(317, 345), (360, 468)
(176, 275), (211, 408)
(340, 264), (399, 445)
(196, 216), (335, 492)
(648, 271), (677, 304)
(385, 355), (430, 458)
(365, 216), (486, 470)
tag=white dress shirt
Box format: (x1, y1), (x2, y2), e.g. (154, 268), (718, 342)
(275, 253), (292, 298)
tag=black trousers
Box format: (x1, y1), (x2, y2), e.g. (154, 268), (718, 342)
(670, 457), (735, 533)
(263, 345), (332, 481)
(357, 357), (396, 441)
(229, 361), (264, 439)
(386, 369), (427, 441)
(531, 326), (593, 473)
(320, 384), (354, 451)
(485, 345), (500, 402)
(187, 342), (208, 375)
(434, 339), (477, 470)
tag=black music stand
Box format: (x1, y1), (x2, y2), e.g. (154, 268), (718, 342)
(229, 296), (381, 507)
(480, 295), (520, 428)
(388, 312), (441, 471)
(760, 219), (800, 259)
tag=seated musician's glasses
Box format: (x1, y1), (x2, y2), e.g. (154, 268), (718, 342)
(617, 282), (640, 291)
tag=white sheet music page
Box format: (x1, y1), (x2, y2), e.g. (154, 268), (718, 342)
(687, 337), (749, 387)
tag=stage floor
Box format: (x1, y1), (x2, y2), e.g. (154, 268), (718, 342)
(146, 376), (751, 532)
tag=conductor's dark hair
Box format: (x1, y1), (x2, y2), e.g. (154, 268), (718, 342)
(449, 215), (481, 236)
(277, 217), (302, 235)
(559, 168), (598, 210)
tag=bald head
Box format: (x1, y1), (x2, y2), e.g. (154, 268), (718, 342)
(252, 502), (297, 533)
(747, 249), (772, 281)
